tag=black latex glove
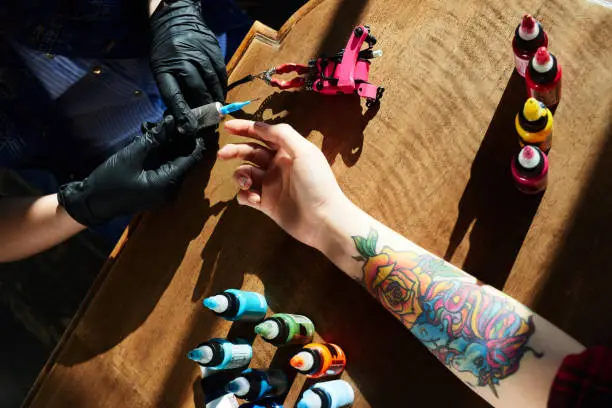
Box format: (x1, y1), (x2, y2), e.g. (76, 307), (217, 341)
(57, 118), (205, 226)
(150, 0), (227, 134)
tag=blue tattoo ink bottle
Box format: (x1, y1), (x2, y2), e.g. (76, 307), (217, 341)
(239, 402), (283, 408)
(204, 289), (268, 322)
(187, 339), (252, 370)
(226, 369), (288, 402)
(205, 394), (239, 408)
(296, 380), (355, 408)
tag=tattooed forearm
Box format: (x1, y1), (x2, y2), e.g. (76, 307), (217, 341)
(352, 229), (542, 396)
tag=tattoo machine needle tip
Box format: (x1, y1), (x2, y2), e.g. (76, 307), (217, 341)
(219, 97), (262, 115)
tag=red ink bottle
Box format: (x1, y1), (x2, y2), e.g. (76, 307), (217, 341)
(511, 145), (549, 194)
(512, 14), (548, 77)
(525, 47), (562, 107)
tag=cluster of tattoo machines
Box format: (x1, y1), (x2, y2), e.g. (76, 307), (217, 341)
(510, 14), (562, 194)
(189, 289), (353, 408)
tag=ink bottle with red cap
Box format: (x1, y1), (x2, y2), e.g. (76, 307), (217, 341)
(512, 14), (549, 77)
(511, 145), (549, 194)
(525, 47), (562, 107)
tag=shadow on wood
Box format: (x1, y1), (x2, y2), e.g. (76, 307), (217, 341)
(22, 371), (93, 407)
(226, 320), (259, 345)
(150, 242), (246, 407)
(534, 121), (612, 346)
(236, 0), (308, 30)
(269, 345), (301, 404)
(444, 71), (543, 289)
(197, 367), (246, 406)
(314, 0), (369, 58)
(232, 90), (379, 166)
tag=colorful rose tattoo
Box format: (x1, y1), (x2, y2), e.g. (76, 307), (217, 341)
(353, 229), (542, 397)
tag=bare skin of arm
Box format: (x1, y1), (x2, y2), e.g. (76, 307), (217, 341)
(0, 195), (85, 262)
(149, 0), (162, 16)
(218, 119), (585, 408)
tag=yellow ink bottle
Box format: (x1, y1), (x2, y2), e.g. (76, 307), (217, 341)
(515, 97), (553, 153)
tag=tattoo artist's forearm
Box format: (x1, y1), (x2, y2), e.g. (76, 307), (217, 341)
(0, 195), (85, 262)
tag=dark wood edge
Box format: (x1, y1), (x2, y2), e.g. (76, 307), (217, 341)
(226, 0), (326, 74)
(226, 21), (278, 75)
(21, 2), (325, 406)
(20, 213), (145, 408)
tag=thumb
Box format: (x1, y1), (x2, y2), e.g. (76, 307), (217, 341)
(144, 116), (177, 145)
(237, 190), (262, 210)
(118, 134), (157, 170)
(146, 137), (205, 188)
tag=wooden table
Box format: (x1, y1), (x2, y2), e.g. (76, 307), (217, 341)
(24, 0), (612, 407)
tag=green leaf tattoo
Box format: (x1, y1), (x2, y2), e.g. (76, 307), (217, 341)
(352, 228), (378, 258)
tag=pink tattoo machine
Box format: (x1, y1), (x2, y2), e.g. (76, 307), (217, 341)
(250, 25), (384, 106)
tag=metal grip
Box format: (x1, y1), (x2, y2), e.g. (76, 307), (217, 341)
(191, 102), (223, 130)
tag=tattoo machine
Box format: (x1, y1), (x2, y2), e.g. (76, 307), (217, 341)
(163, 99), (259, 132)
(229, 25), (385, 107)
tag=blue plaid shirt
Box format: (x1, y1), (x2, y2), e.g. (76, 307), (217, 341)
(0, 0), (251, 183)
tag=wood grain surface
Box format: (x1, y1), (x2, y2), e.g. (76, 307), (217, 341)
(24, 0), (612, 407)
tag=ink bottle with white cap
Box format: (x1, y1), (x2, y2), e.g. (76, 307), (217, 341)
(511, 145), (549, 194)
(296, 380), (355, 408)
(512, 14), (549, 77)
(239, 402), (283, 408)
(226, 369), (288, 402)
(290, 343), (346, 378)
(187, 338), (252, 370)
(254, 313), (314, 346)
(525, 47), (562, 107)
(204, 289), (268, 322)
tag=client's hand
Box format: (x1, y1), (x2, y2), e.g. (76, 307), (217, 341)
(218, 120), (348, 248)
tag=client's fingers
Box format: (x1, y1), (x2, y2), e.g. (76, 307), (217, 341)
(237, 189), (262, 209)
(218, 143), (274, 168)
(224, 120), (310, 158)
(233, 164), (265, 191)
